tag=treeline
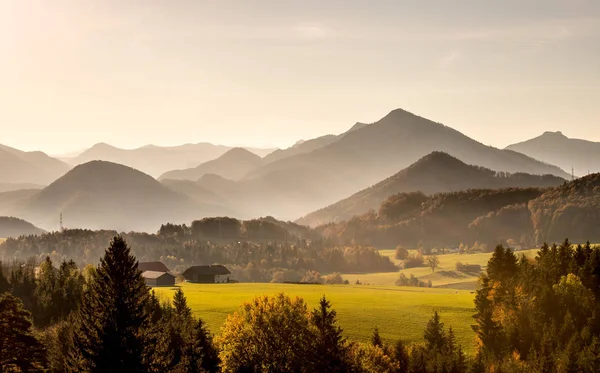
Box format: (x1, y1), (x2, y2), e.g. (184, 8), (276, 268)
(0, 227), (396, 279)
(472, 240), (600, 371)
(321, 173), (600, 249)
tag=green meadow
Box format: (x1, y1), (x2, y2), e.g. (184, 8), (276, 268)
(343, 249), (539, 288)
(154, 282), (478, 353)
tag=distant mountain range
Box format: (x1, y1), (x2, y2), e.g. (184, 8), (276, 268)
(298, 152), (566, 227)
(0, 144), (70, 185)
(67, 143), (275, 178)
(159, 148), (264, 181)
(0, 161), (234, 232)
(181, 109), (570, 220)
(506, 131), (600, 176)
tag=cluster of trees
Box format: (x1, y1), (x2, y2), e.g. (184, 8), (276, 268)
(395, 273), (432, 288)
(473, 240), (600, 371)
(0, 228), (396, 280)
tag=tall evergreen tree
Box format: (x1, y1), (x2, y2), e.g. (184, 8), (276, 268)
(0, 263), (9, 294)
(0, 292), (46, 371)
(310, 296), (349, 373)
(67, 236), (153, 373)
(424, 311), (446, 351)
(392, 340), (409, 373)
(371, 327), (383, 348)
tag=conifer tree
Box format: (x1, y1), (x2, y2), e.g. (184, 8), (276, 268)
(392, 340), (409, 373)
(67, 236), (153, 373)
(310, 296), (349, 372)
(424, 311), (446, 351)
(371, 327), (383, 348)
(0, 263), (9, 294)
(0, 292), (46, 371)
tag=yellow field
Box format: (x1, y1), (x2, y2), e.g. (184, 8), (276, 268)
(342, 249), (539, 289)
(154, 282), (478, 353)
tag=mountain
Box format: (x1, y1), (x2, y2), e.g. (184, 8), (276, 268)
(159, 148), (264, 181)
(262, 122), (369, 164)
(196, 109), (569, 220)
(506, 131), (600, 176)
(70, 143), (275, 178)
(6, 161), (233, 232)
(298, 152), (566, 226)
(0, 144), (70, 184)
(0, 183), (45, 193)
(0, 216), (44, 238)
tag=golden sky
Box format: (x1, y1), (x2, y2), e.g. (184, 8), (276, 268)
(1, 0), (599, 154)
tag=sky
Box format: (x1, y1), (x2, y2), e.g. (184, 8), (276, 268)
(1, 0), (599, 155)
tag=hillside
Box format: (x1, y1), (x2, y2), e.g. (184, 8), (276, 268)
(506, 131), (600, 176)
(0, 144), (70, 184)
(7, 161), (233, 232)
(529, 173), (600, 244)
(0, 216), (44, 238)
(159, 148), (264, 181)
(298, 152), (565, 226)
(0, 183), (45, 193)
(70, 142), (275, 178)
(320, 173), (600, 249)
(195, 109), (569, 220)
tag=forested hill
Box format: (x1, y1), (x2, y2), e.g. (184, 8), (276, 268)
(298, 152), (565, 227)
(320, 173), (600, 249)
(0, 217), (395, 281)
(0, 216), (44, 238)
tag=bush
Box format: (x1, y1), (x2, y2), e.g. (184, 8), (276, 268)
(324, 272), (345, 285)
(403, 253), (425, 269)
(455, 262), (482, 273)
(394, 246), (409, 260)
(301, 270), (323, 284)
(395, 273), (432, 288)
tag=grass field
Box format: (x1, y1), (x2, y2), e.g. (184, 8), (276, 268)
(154, 282), (478, 353)
(342, 249), (539, 289)
(0, 238), (6, 245)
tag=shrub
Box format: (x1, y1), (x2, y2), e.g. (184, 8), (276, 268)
(394, 246), (409, 260)
(403, 253), (425, 269)
(324, 272), (345, 285)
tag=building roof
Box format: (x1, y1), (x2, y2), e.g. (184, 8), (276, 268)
(139, 261), (170, 273)
(142, 271), (175, 280)
(181, 265), (231, 277)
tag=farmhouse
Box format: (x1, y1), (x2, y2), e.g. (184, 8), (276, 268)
(142, 271), (176, 287)
(181, 265), (231, 283)
(139, 261), (170, 273)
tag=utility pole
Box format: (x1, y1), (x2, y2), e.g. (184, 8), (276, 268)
(60, 213), (64, 232)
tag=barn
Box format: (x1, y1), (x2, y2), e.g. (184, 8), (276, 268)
(142, 271), (176, 287)
(139, 261), (170, 273)
(181, 265), (231, 283)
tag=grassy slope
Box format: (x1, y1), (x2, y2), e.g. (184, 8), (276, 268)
(0, 238), (5, 244)
(342, 249), (539, 288)
(154, 283), (477, 353)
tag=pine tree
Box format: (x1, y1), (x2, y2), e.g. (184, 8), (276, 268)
(67, 236), (153, 373)
(35, 256), (58, 326)
(0, 263), (9, 294)
(392, 340), (409, 373)
(0, 292), (46, 371)
(424, 311), (446, 351)
(371, 327), (383, 348)
(310, 296), (349, 372)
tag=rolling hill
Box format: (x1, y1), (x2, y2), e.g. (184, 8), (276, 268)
(6, 161), (234, 232)
(298, 152), (566, 226)
(320, 173), (600, 249)
(69, 142), (275, 178)
(0, 216), (44, 238)
(0, 144), (70, 184)
(192, 109), (570, 220)
(159, 148), (264, 181)
(506, 131), (600, 176)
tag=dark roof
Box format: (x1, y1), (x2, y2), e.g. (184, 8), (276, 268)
(182, 265), (231, 277)
(142, 271), (175, 280)
(139, 262), (170, 273)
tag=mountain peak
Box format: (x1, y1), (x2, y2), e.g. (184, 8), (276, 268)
(541, 131), (566, 138)
(221, 147), (261, 160)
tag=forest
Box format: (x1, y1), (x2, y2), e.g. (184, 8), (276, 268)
(320, 173), (600, 249)
(0, 218), (396, 283)
(2, 236), (600, 372)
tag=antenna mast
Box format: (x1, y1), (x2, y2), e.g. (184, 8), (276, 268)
(60, 213), (64, 232)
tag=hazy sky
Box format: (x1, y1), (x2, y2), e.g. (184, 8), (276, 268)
(1, 0), (599, 154)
